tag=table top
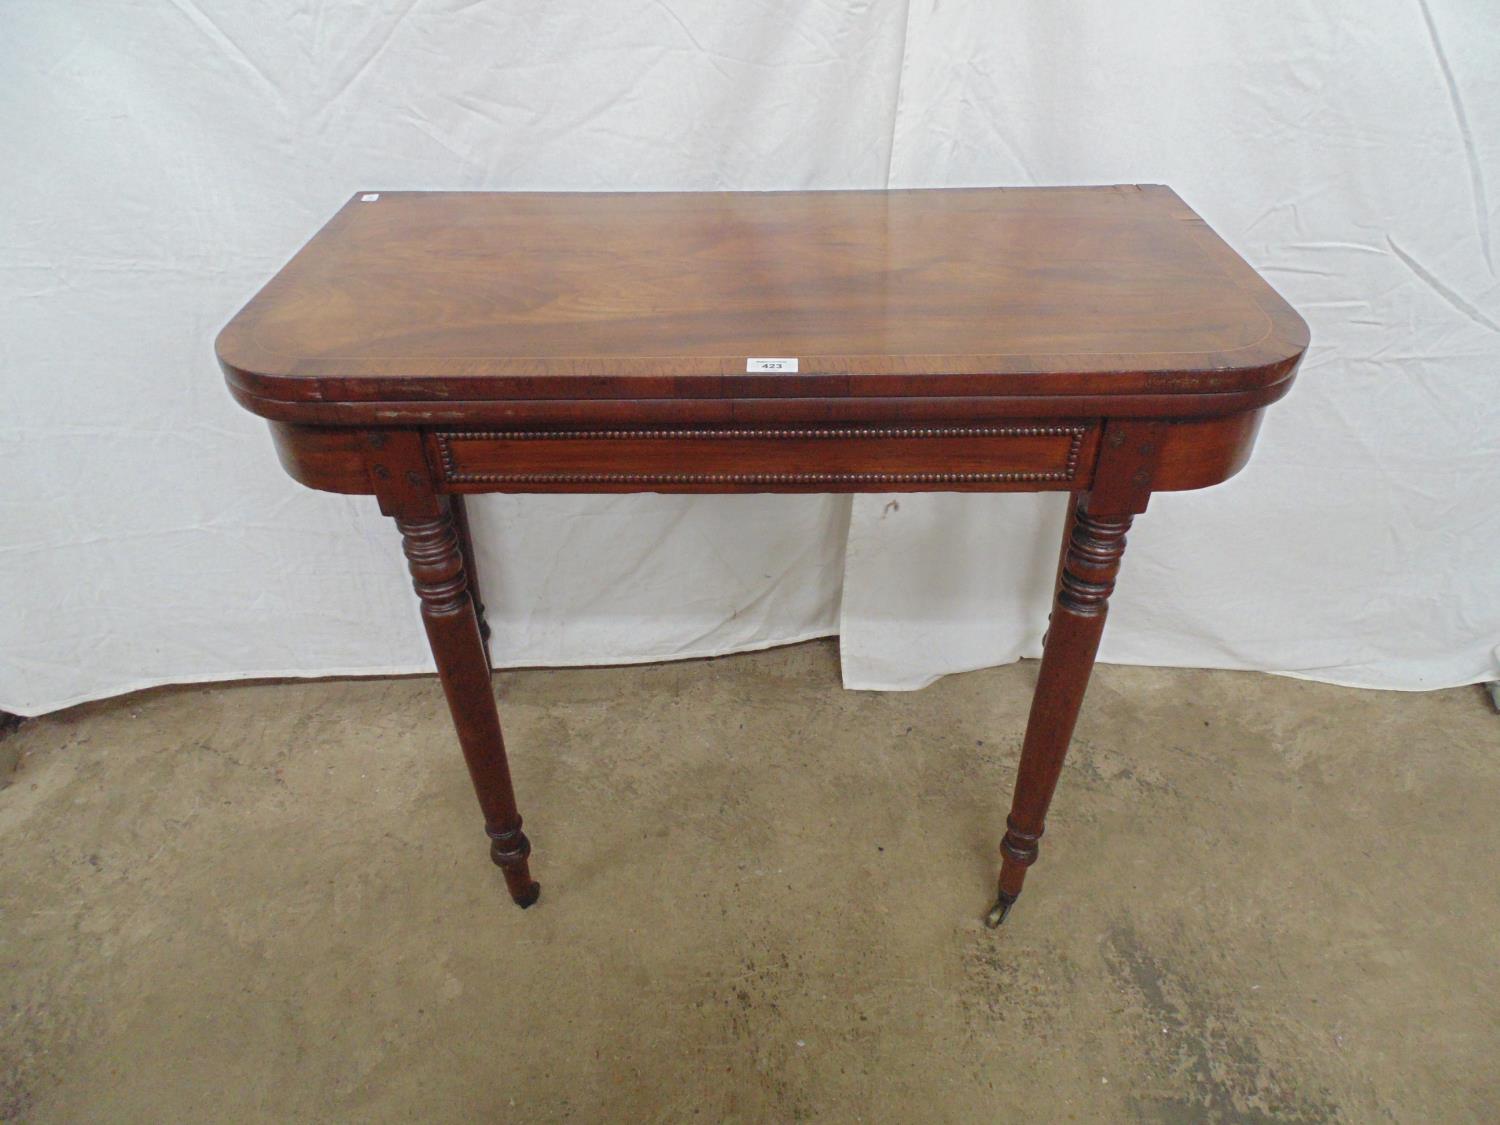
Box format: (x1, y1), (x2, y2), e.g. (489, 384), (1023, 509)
(217, 186), (1306, 409)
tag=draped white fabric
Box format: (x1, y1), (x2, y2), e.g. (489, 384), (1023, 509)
(4, 0), (1498, 716)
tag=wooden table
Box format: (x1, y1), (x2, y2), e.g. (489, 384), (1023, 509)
(218, 186), (1306, 927)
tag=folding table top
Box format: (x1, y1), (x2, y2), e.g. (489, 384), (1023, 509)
(217, 186), (1306, 408)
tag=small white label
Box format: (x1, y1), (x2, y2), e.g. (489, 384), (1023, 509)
(746, 357), (798, 372)
(360, 192), (380, 202)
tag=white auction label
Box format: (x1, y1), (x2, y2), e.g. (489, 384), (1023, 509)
(746, 357), (798, 372)
(360, 193), (380, 202)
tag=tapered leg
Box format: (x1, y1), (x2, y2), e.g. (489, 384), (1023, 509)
(448, 493), (492, 667)
(397, 501), (539, 907)
(987, 500), (1133, 927)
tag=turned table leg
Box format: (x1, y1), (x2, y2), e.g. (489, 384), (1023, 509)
(397, 500), (539, 907)
(987, 498), (1133, 927)
(448, 494), (492, 667)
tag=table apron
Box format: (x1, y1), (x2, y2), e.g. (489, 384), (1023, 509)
(266, 411), (1264, 497)
(424, 422), (1100, 494)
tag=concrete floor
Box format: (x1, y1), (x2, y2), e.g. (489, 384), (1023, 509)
(2, 640), (1497, 1122)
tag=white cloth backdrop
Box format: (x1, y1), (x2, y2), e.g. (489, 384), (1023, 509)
(4, 1), (1498, 716)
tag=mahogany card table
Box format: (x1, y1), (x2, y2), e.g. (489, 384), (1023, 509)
(218, 186), (1306, 927)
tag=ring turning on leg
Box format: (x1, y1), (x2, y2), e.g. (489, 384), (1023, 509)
(488, 821), (540, 907)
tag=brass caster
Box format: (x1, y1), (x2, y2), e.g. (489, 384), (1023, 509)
(984, 891), (1018, 929)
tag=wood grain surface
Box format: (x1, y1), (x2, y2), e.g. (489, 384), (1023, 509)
(217, 186), (1307, 408)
